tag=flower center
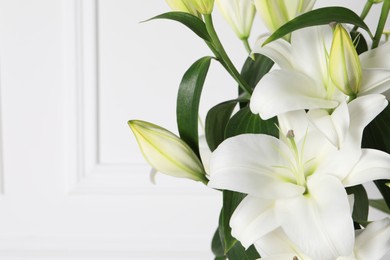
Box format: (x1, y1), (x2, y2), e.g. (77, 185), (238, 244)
(286, 130), (307, 188)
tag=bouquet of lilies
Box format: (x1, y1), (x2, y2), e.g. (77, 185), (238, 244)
(129, 0), (390, 259)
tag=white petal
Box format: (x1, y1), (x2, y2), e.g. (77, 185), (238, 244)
(354, 218), (390, 260)
(253, 37), (294, 69)
(360, 69), (390, 95)
(230, 196), (279, 248)
(347, 94), (388, 146)
(314, 142), (360, 182)
(250, 70), (338, 119)
(276, 174), (354, 260)
(277, 110), (309, 142)
(208, 134), (305, 198)
(360, 42), (390, 69)
(343, 149), (390, 187)
(291, 25), (333, 82)
(308, 101), (350, 149)
(254, 228), (311, 259)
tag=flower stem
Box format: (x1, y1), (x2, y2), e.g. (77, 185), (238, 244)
(242, 38), (252, 54)
(204, 14), (253, 95)
(352, 1), (373, 32)
(372, 0), (390, 49)
(242, 38), (255, 60)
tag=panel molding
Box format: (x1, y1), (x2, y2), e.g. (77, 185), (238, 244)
(0, 235), (211, 259)
(0, 58), (5, 195)
(62, 0), (213, 195)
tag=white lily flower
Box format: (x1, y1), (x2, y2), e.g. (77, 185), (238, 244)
(254, 218), (390, 260)
(128, 120), (207, 183)
(253, 0), (316, 34)
(208, 110), (390, 259)
(165, 0), (201, 17)
(250, 25), (390, 147)
(215, 0), (256, 39)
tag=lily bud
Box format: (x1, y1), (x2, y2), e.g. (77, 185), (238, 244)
(216, 0), (256, 39)
(329, 24), (362, 97)
(187, 0), (215, 14)
(253, 0), (316, 33)
(165, 0), (201, 17)
(128, 120), (208, 183)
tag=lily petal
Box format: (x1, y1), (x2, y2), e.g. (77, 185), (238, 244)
(347, 94), (388, 146)
(208, 134), (305, 198)
(216, 0), (256, 39)
(354, 218), (390, 260)
(277, 110), (309, 142)
(230, 196), (279, 248)
(360, 69), (390, 95)
(308, 101), (349, 149)
(250, 70), (338, 119)
(254, 228), (311, 258)
(276, 174), (354, 260)
(291, 25), (333, 83)
(342, 148), (390, 187)
(252, 38), (294, 69)
(360, 42), (390, 69)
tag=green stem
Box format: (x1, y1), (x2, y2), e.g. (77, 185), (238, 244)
(352, 1), (373, 32)
(372, 0), (390, 49)
(242, 38), (252, 54)
(204, 14), (253, 95)
(242, 38), (255, 60)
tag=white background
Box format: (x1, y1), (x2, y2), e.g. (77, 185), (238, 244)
(0, 0), (388, 259)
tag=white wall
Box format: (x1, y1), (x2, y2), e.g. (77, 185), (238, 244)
(0, 0), (387, 259)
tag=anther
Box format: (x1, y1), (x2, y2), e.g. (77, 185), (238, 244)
(287, 129), (295, 139)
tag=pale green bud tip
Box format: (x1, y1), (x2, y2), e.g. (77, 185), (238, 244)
(329, 24), (362, 97)
(254, 0), (316, 33)
(189, 0), (215, 14)
(216, 0), (256, 39)
(165, 0), (201, 17)
(128, 120), (208, 183)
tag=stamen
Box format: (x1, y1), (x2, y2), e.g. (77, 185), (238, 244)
(287, 129), (295, 138)
(286, 129), (305, 187)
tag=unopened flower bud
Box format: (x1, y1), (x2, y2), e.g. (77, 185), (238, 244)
(129, 120), (207, 183)
(253, 0), (316, 33)
(188, 0), (215, 14)
(329, 24), (362, 97)
(165, 0), (201, 17)
(216, 0), (256, 39)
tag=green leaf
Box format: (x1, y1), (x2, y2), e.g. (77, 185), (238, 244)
(219, 191), (246, 254)
(363, 105), (390, 152)
(226, 243), (260, 260)
(225, 107), (278, 138)
(205, 99), (242, 152)
(241, 54), (274, 89)
(346, 185), (369, 226)
(212, 228), (225, 258)
(263, 7), (372, 46)
(369, 199), (390, 214)
(362, 105), (390, 209)
(238, 54), (274, 108)
(177, 56), (212, 157)
(144, 12), (211, 42)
